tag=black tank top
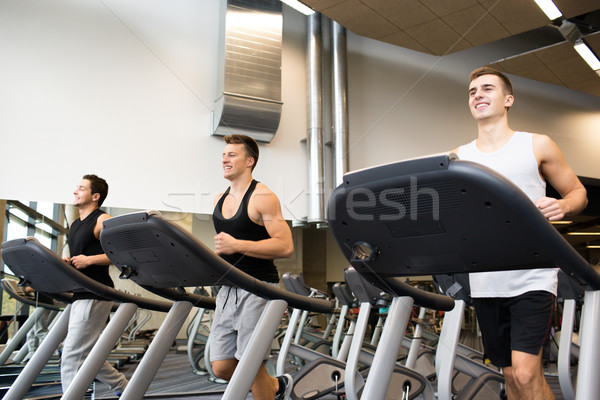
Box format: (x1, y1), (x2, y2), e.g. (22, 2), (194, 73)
(68, 208), (113, 300)
(213, 180), (279, 283)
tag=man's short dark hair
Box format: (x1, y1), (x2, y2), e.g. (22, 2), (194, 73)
(470, 66), (514, 96)
(224, 134), (259, 171)
(83, 174), (108, 207)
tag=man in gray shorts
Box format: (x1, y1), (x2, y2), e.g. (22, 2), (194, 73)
(210, 134), (294, 400)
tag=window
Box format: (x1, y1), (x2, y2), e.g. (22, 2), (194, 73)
(1, 200), (67, 317)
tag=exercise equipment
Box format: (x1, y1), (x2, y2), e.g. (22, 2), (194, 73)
(277, 275), (351, 400)
(281, 275), (337, 359)
(279, 270), (436, 400)
(327, 154), (600, 400)
(0, 279), (63, 366)
(555, 269), (585, 400)
(99, 209), (333, 400)
(0, 237), (174, 400)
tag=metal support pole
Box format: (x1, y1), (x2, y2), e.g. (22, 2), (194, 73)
(222, 299), (287, 400)
(307, 12), (325, 224)
(62, 302), (138, 400)
(331, 21), (349, 187)
(575, 290), (600, 400)
(4, 304), (70, 400)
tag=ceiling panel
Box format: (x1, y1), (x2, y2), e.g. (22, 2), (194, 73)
(299, 0), (600, 97)
(555, 0), (600, 19)
(404, 18), (471, 54)
(380, 30), (430, 53)
(419, 0), (479, 18)
(587, 30), (600, 51)
(444, 4), (510, 47)
(490, 32), (600, 97)
(492, 53), (564, 86)
(362, 0), (434, 29)
(322, 0), (397, 38)
(301, 0), (558, 55)
(477, 0), (548, 34)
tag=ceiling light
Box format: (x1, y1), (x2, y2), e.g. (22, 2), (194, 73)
(587, 245), (600, 249)
(533, 0), (562, 20)
(567, 232), (600, 236)
(574, 40), (600, 72)
(280, 0), (315, 15)
(550, 220), (572, 225)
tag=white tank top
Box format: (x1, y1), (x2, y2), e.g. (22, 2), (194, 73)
(457, 131), (558, 297)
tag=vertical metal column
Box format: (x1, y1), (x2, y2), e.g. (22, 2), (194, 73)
(307, 12), (325, 224)
(63, 302), (139, 400)
(276, 306), (302, 376)
(3, 304), (71, 400)
(436, 299), (465, 400)
(359, 296), (414, 400)
(121, 301), (193, 400)
(0, 307), (47, 365)
(222, 299), (288, 400)
(558, 299), (576, 400)
(344, 302), (372, 400)
(575, 290), (600, 400)
(331, 21), (349, 187)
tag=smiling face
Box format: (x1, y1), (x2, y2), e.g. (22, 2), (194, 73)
(73, 179), (99, 207)
(468, 74), (514, 122)
(222, 143), (254, 181)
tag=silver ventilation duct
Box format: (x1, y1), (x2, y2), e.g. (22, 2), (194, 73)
(212, 0), (283, 143)
(331, 21), (349, 187)
(307, 13), (325, 224)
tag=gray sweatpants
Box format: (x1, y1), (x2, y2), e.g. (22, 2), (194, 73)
(61, 299), (128, 394)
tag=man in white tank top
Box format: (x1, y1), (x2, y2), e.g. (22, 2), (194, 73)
(450, 67), (587, 400)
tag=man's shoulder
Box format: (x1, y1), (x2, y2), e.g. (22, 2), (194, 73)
(214, 189), (227, 203)
(530, 132), (550, 142)
(530, 133), (555, 152)
(451, 141), (472, 156)
(250, 182), (280, 209)
(96, 212), (111, 226)
(253, 181), (274, 195)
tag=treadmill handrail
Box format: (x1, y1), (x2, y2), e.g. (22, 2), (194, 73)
(348, 269), (455, 311)
(100, 211), (334, 314)
(1, 237), (173, 313)
(281, 273), (310, 296)
(1, 279), (65, 311)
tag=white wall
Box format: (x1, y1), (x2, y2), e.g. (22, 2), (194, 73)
(1, 1), (599, 217)
(344, 33), (600, 178)
(1, 1), (600, 286)
(1, 1), (599, 216)
(0, 0), (309, 220)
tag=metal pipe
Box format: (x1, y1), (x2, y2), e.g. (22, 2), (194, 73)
(331, 21), (349, 187)
(307, 12), (325, 223)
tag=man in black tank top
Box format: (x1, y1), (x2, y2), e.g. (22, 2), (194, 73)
(61, 174), (128, 396)
(210, 135), (294, 400)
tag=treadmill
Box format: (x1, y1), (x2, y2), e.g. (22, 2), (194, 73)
(326, 154), (600, 400)
(0, 237), (176, 400)
(99, 210), (334, 400)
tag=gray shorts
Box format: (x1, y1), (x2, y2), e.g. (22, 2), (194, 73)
(208, 285), (272, 361)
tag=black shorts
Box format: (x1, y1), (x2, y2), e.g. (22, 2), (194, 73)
(473, 291), (555, 368)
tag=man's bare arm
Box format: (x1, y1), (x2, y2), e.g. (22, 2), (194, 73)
(534, 134), (587, 220)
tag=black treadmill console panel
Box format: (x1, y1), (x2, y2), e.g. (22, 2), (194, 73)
(327, 155), (598, 291)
